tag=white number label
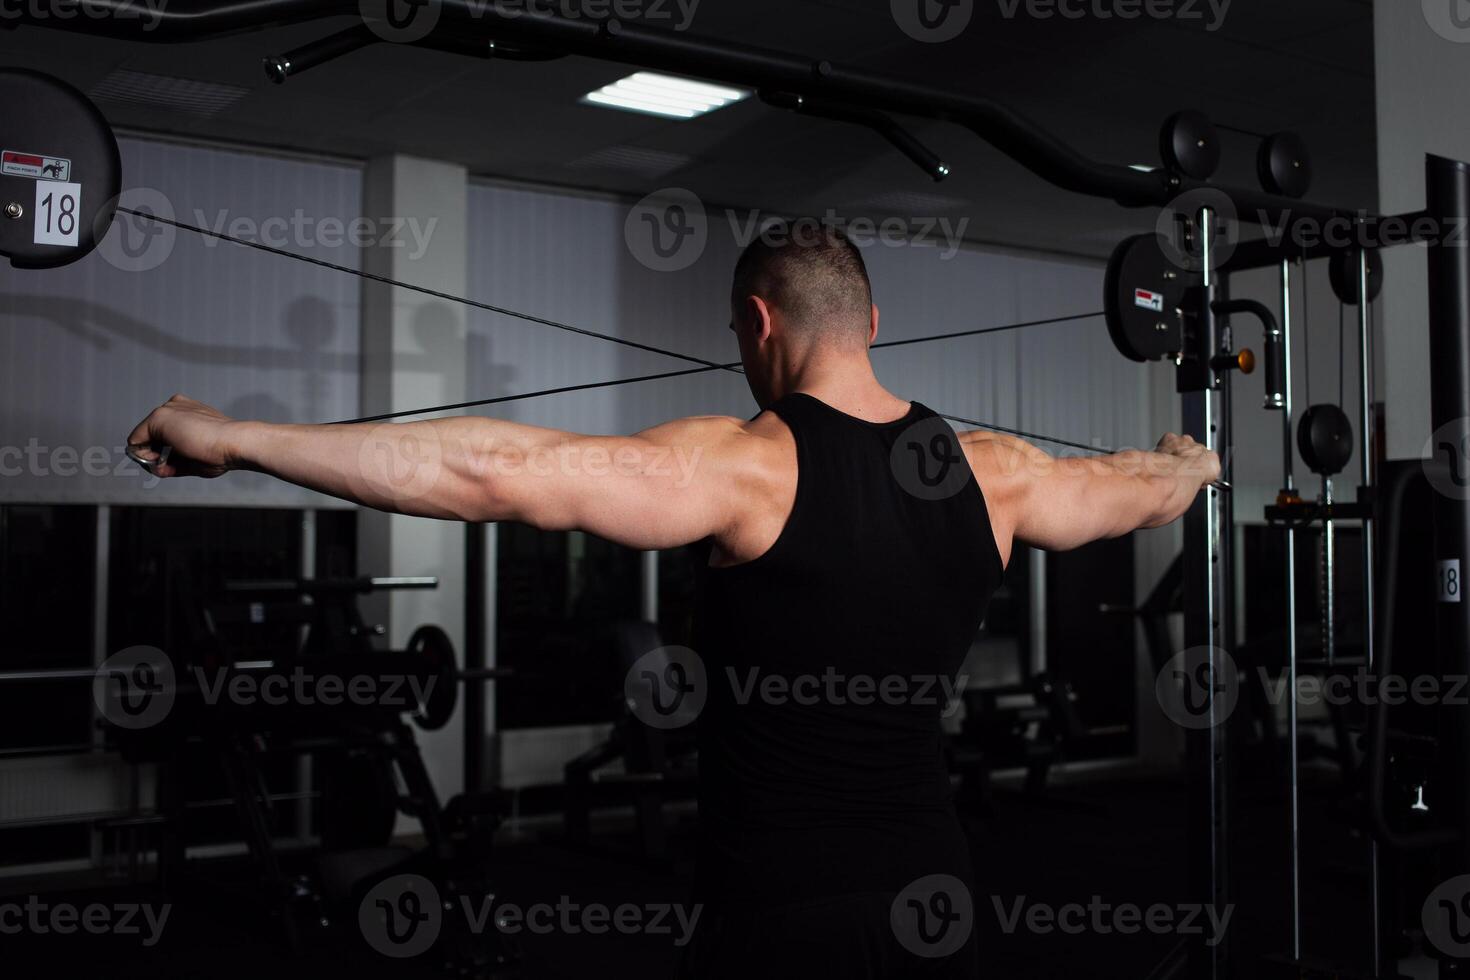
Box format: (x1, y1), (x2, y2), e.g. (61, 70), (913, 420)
(34, 181), (81, 248)
(1439, 559), (1461, 603)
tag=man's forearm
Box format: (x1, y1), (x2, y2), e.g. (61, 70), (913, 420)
(1116, 450), (1211, 529)
(229, 416), (508, 520)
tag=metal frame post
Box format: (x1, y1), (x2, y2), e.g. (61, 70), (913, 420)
(1425, 153), (1470, 889)
(1182, 205), (1232, 979)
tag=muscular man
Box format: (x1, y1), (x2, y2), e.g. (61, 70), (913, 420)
(128, 224), (1217, 977)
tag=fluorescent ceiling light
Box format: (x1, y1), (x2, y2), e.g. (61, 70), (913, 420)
(581, 71), (749, 120)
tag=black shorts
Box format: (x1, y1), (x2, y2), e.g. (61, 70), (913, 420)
(679, 890), (980, 980)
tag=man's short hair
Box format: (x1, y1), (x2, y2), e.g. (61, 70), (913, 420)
(730, 220), (872, 343)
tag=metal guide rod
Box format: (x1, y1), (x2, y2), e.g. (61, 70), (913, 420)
(1322, 478), (1335, 665)
(1356, 244), (1382, 976)
(1280, 258), (1301, 964)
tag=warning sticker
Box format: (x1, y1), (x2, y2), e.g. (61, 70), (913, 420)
(2, 150), (72, 182)
(1134, 288), (1164, 313)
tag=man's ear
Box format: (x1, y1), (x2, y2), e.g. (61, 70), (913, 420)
(868, 304), (880, 345)
(746, 295), (775, 343)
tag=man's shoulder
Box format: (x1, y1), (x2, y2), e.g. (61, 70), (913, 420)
(957, 429), (1040, 478)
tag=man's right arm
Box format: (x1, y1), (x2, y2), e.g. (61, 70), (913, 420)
(128, 395), (757, 553)
(964, 431), (1220, 566)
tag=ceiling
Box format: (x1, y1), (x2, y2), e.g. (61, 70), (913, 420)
(0, 0), (1378, 258)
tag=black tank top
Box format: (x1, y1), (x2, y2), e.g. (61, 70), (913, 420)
(693, 392), (1005, 905)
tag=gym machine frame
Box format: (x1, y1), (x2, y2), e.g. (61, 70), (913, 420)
(9, 5), (1470, 977)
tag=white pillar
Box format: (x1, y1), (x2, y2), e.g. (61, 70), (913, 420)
(359, 154), (469, 806)
(1373, 4), (1470, 458)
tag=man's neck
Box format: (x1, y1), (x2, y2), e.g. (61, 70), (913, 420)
(779, 354), (910, 424)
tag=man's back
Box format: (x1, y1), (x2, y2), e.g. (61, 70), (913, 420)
(694, 392), (1003, 904)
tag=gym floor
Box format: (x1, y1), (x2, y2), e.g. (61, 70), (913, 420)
(3, 768), (1384, 979)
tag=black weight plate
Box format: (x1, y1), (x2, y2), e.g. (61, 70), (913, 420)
(1328, 248), (1383, 305)
(0, 69), (121, 269)
(1104, 233), (1191, 362)
(407, 624), (458, 730)
(1159, 110), (1220, 181)
(1257, 131), (1311, 199)
(1298, 403), (1354, 476)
